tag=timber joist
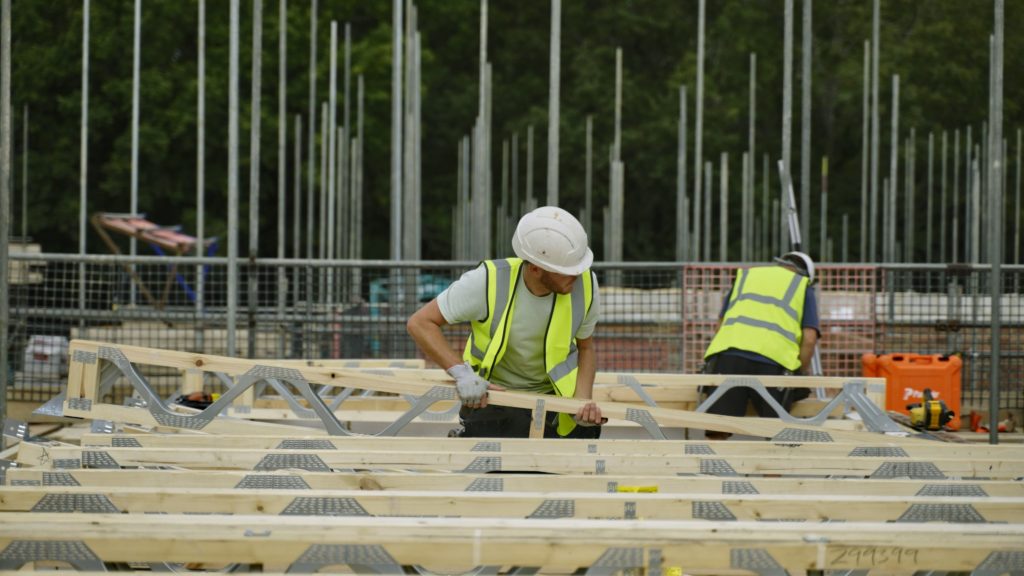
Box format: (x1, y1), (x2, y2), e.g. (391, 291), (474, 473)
(1, 513), (1024, 573)
(79, 432), (1024, 460)
(7, 468), (1024, 498)
(15, 442), (1022, 479)
(2, 485), (1024, 523)
(64, 340), (906, 442)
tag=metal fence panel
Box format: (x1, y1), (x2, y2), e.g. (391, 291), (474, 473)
(5, 254), (1022, 413)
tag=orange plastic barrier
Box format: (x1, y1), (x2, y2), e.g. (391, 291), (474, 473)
(861, 353), (963, 430)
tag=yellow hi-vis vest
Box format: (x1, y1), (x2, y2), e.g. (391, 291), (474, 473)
(703, 265), (809, 372)
(462, 258), (595, 436)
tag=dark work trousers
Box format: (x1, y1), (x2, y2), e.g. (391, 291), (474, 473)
(458, 404), (602, 439)
(702, 352), (809, 418)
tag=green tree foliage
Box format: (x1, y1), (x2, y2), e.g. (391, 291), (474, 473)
(10, 0), (1023, 262)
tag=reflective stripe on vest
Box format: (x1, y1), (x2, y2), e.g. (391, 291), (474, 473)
(703, 266), (808, 371)
(462, 258), (594, 436)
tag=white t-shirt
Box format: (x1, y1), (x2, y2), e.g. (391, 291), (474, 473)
(437, 264), (600, 393)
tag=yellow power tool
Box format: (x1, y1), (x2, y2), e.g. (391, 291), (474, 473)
(906, 388), (955, 431)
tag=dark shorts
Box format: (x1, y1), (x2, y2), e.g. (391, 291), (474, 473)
(458, 404), (602, 439)
(701, 353), (809, 418)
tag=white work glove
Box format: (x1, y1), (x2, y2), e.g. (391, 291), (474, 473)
(446, 362), (490, 406)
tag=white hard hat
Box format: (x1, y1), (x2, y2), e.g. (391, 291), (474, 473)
(774, 250), (816, 284)
(511, 206), (593, 276)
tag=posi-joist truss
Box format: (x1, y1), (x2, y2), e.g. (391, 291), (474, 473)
(61, 339), (904, 441)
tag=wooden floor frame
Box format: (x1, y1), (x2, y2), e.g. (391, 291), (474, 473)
(63, 340), (916, 443)
(7, 340), (1021, 574)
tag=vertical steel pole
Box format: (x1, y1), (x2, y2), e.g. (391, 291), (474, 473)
(318, 101), (327, 265)
(391, 0), (403, 261)
(484, 63), (493, 252)
(78, 0), (90, 335)
(326, 21), (336, 267)
(860, 40), (869, 262)
(471, 0), (486, 258)
(414, 30), (422, 261)
(500, 139), (509, 249)
(401, 4), (412, 263)
(941, 130), (948, 262)
(677, 86), (687, 261)
(614, 47), (622, 164)
(907, 128), (915, 261)
(586, 116), (593, 235)
(248, 0), (263, 358)
(782, 0), (793, 193)
(971, 159), (981, 263)
(693, 0), (704, 261)
(342, 23), (351, 260)
(293, 117), (300, 258)
(870, 0), (880, 261)
(611, 47), (622, 264)
(227, 0), (240, 356)
(196, 0), (206, 351)
(460, 135), (470, 256)
(748, 53), (756, 260)
(719, 152), (728, 261)
(966, 126), (973, 260)
(0, 0), (10, 443)
(927, 132), (934, 262)
(820, 157), (828, 259)
(989, 0), (1004, 444)
(307, 0), (317, 262)
(354, 73), (364, 262)
(888, 75), (899, 263)
(512, 131), (519, 223)
(842, 213), (849, 263)
(526, 124), (534, 210)
(762, 154), (769, 260)
(20, 105), (25, 239)
(454, 141), (463, 259)
(741, 153), (749, 260)
(953, 130), (960, 262)
(130, 0), (142, 306)
(703, 161), (712, 261)
(276, 0), (287, 356)
(546, 0), (561, 206)
(799, 0), (812, 249)
(1016, 128), (1021, 264)
(771, 198), (780, 257)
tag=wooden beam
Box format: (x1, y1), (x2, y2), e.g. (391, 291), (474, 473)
(17, 444), (1021, 479)
(77, 433), (1024, 460)
(3, 485), (1022, 523)
(0, 513), (1020, 571)
(8, 468), (1023, 497)
(61, 403), (328, 436)
(64, 340), (913, 443)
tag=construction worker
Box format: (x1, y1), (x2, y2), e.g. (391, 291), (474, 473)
(701, 251), (820, 440)
(407, 206), (605, 438)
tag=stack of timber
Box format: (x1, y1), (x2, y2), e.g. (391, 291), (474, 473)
(1, 341), (1023, 574)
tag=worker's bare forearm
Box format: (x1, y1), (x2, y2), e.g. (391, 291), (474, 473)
(573, 337), (597, 400)
(407, 300), (463, 371)
(798, 328), (818, 374)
